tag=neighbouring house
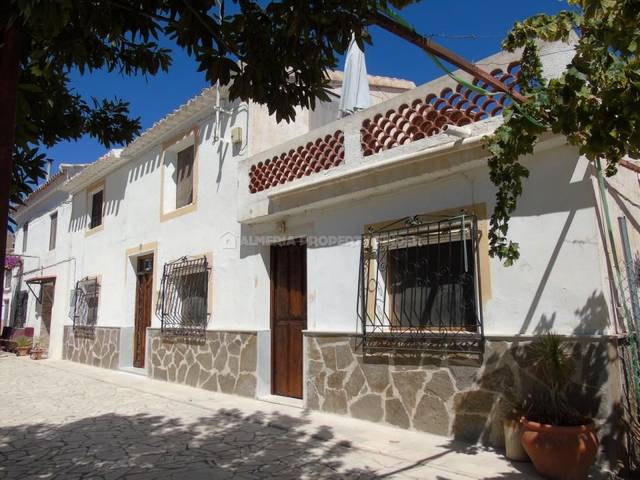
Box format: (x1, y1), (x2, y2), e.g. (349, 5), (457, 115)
(2, 233), (16, 329)
(7, 164), (87, 346)
(8, 41), (639, 471)
(9, 71), (414, 364)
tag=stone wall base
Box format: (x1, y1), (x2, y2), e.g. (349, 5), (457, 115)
(62, 326), (120, 369)
(305, 334), (624, 465)
(148, 329), (258, 398)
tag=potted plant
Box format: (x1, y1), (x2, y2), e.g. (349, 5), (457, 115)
(30, 337), (47, 360)
(520, 333), (598, 480)
(13, 336), (33, 357)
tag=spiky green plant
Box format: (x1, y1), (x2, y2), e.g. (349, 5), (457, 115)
(528, 333), (575, 425)
(13, 335), (32, 349)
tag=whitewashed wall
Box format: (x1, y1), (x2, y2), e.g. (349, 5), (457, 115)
(13, 185), (77, 358)
(241, 143), (612, 337)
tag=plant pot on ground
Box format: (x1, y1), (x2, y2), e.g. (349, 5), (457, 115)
(30, 347), (46, 360)
(30, 337), (47, 360)
(503, 416), (529, 462)
(13, 335), (33, 357)
(520, 333), (598, 480)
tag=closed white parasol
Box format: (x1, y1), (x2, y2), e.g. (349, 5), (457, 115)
(339, 34), (371, 117)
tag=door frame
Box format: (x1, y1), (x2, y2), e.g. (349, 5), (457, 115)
(270, 238), (307, 399)
(133, 253), (154, 369)
(125, 242), (158, 370)
(39, 281), (56, 349)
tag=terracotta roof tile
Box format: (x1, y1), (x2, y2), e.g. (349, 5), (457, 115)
(360, 62), (521, 156)
(249, 130), (345, 193)
(247, 63), (521, 194)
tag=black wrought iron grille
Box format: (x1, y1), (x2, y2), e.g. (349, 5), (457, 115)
(73, 278), (100, 334)
(157, 256), (210, 337)
(359, 214), (483, 353)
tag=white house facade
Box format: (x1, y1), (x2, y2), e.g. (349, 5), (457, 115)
(8, 42), (638, 469)
(6, 164), (86, 349)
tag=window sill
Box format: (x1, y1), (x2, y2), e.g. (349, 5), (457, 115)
(160, 201), (197, 223)
(85, 224), (104, 237)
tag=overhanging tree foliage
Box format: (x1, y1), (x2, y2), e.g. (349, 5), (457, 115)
(486, 0), (640, 264)
(0, 0), (517, 312)
(2, 1), (639, 293)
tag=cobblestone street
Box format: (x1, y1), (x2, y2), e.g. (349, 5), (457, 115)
(0, 356), (537, 479)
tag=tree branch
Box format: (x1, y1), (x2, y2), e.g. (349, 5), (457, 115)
(370, 10), (528, 104)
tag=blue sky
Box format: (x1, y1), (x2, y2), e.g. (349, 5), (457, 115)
(44, 0), (569, 172)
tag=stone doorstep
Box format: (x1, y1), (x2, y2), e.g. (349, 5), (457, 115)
(258, 394), (304, 410)
(35, 359), (538, 479)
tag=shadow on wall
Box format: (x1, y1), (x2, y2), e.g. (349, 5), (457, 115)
(450, 290), (629, 472)
(68, 153), (161, 233)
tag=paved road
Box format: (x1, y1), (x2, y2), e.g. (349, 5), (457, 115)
(0, 356), (537, 479)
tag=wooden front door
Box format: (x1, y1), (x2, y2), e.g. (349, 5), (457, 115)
(271, 241), (307, 399)
(134, 255), (154, 368)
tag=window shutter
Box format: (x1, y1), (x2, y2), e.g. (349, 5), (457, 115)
(176, 146), (194, 209)
(90, 190), (103, 228)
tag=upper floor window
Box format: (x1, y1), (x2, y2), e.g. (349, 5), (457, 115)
(176, 146), (195, 209)
(161, 130), (197, 221)
(89, 188), (104, 229)
(49, 212), (58, 250)
(21, 222), (28, 252)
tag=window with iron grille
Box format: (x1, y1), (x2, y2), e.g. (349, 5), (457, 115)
(156, 256), (210, 336)
(359, 214), (483, 353)
(73, 278), (100, 333)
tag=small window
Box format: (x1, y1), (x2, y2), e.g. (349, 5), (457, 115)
(90, 189), (104, 229)
(49, 212), (58, 250)
(2, 300), (8, 322)
(176, 146), (194, 209)
(72, 278), (100, 333)
(157, 256), (210, 336)
(359, 214), (482, 353)
(22, 222), (28, 252)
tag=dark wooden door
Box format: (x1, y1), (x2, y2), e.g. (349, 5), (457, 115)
(134, 255), (154, 368)
(271, 241), (307, 398)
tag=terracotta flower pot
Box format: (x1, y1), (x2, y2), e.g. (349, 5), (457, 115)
(520, 418), (598, 480)
(15, 346), (30, 357)
(30, 348), (46, 360)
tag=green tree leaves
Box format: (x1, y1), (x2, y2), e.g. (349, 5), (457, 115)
(486, 0), (640, 264)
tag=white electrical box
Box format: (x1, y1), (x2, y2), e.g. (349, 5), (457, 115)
(231, 126), (243, 144)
